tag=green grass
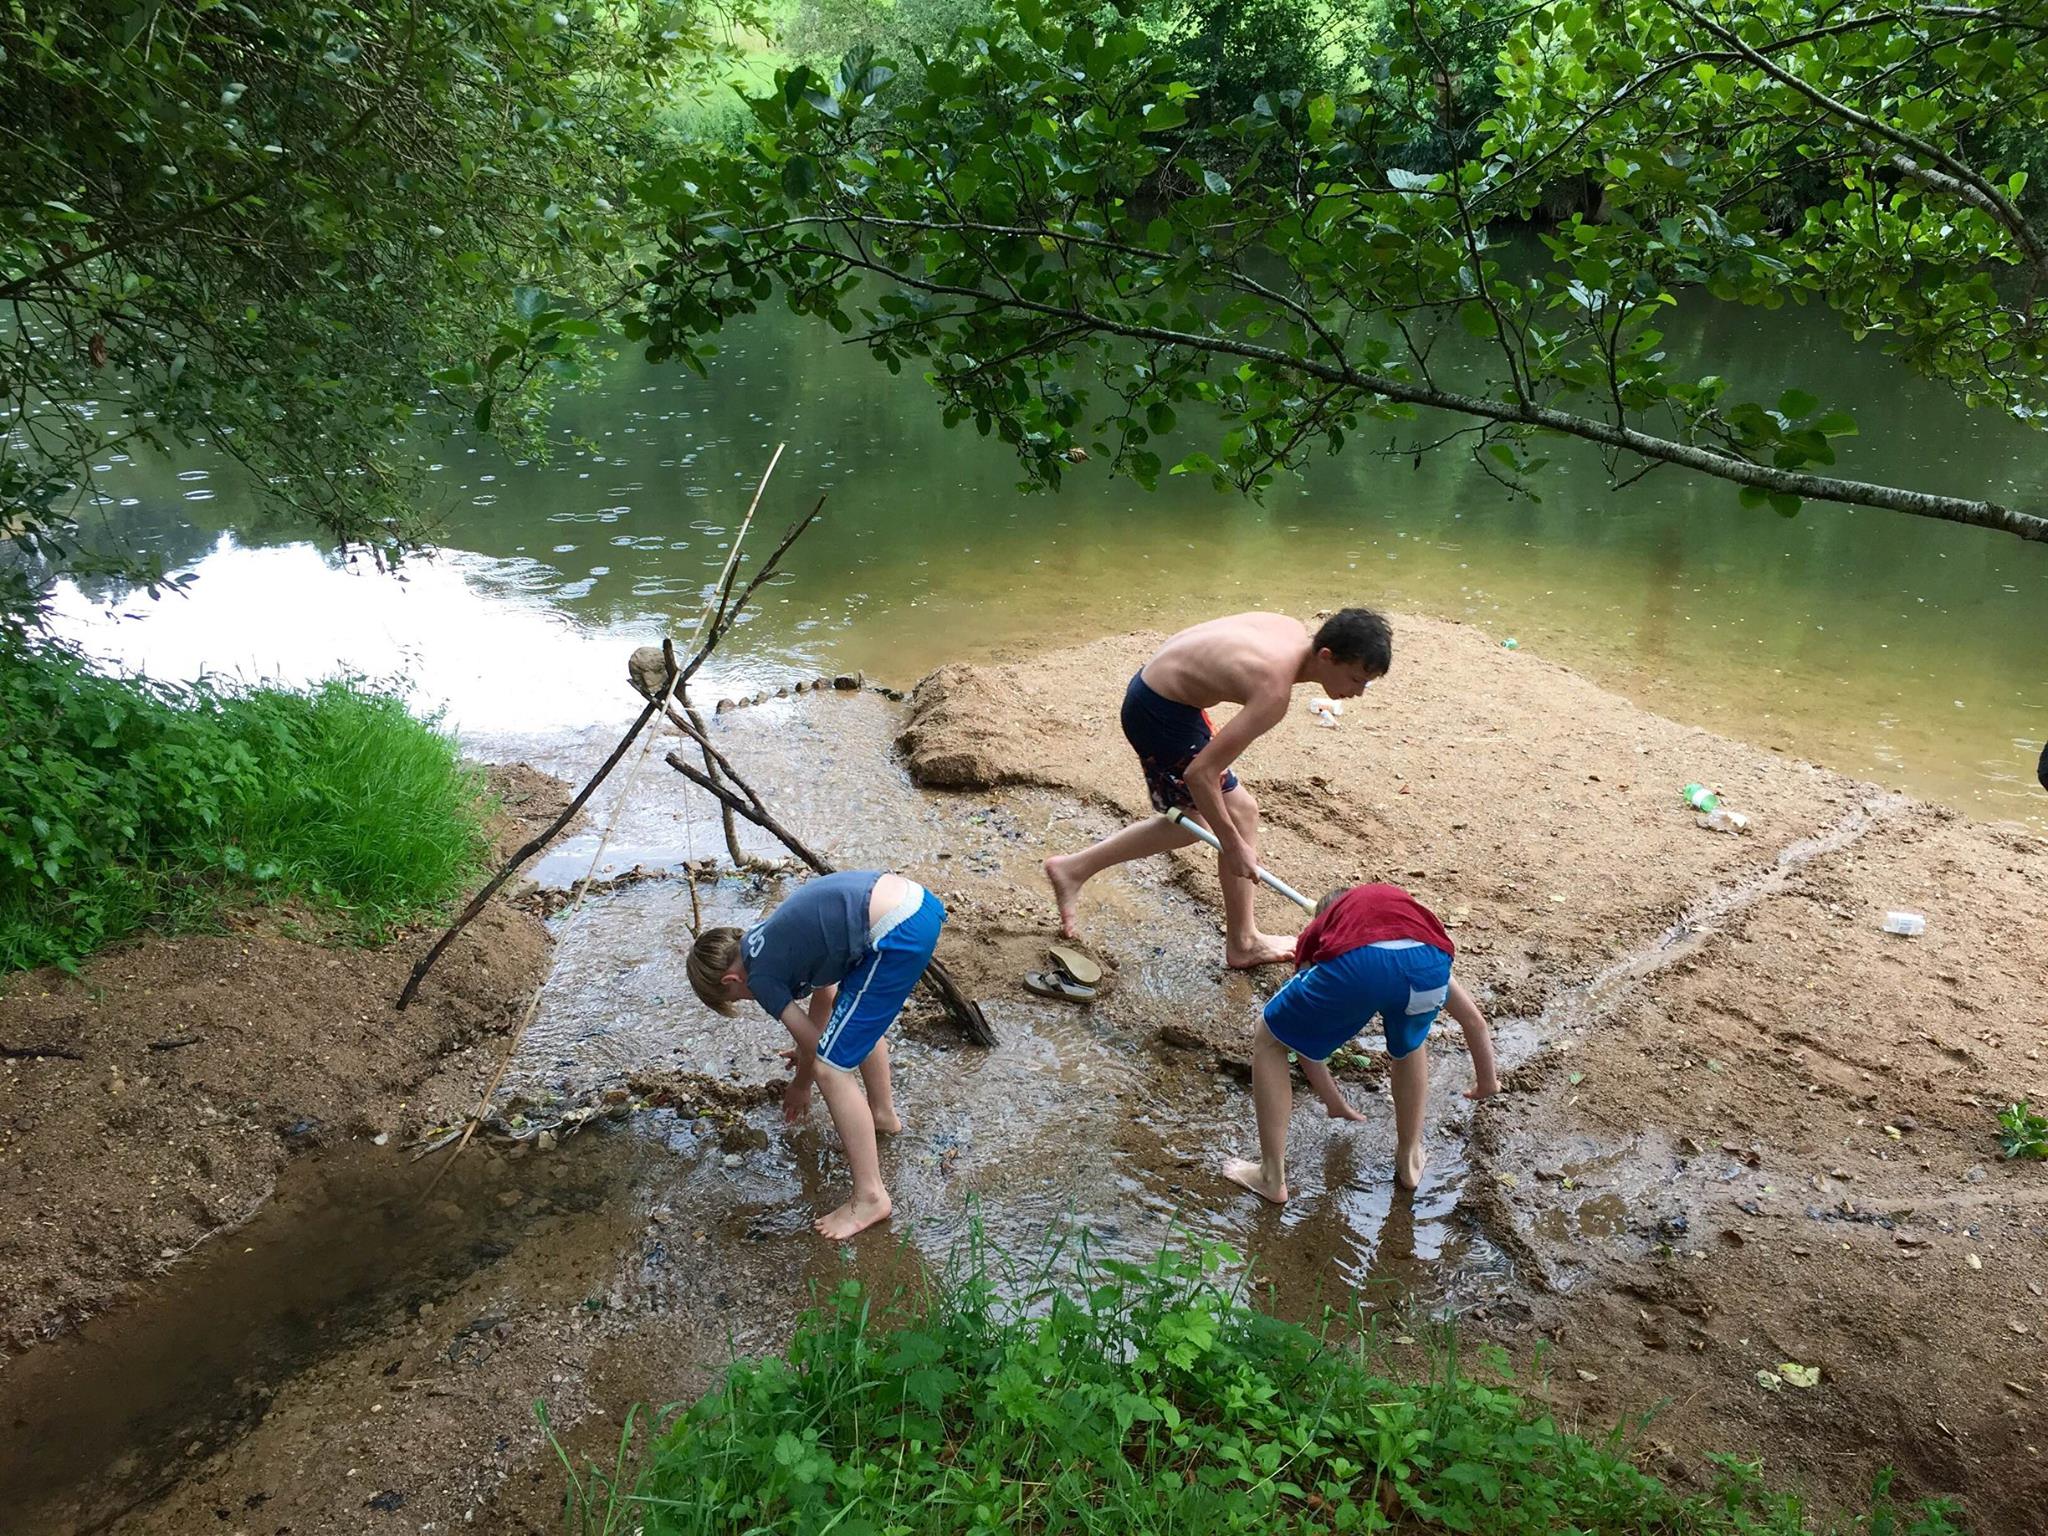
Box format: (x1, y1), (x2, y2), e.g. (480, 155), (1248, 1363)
(550, 1233), (1967, 1535)
(1, 635), (493, 972)
(1997, 1100), (2048, 1160)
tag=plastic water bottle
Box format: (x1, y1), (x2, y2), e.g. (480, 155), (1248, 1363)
(1882, 911), (1927, 937)
(1699, 807), (1750, 834)
(1682, 783), (1720, 813)
(1307, 698), (1341, 728)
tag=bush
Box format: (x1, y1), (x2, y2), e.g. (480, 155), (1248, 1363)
(554, 1235), (1968, 1535)
(0, 636), (492, 972)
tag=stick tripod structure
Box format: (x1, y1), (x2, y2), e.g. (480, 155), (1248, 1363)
(399, 449), (994, 1174)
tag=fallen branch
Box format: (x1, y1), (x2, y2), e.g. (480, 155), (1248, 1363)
(395, 675), (677, 1010)
(398, 480), (816, 1013)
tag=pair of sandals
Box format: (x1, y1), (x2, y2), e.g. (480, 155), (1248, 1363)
(1023, 943), (1102, 1003)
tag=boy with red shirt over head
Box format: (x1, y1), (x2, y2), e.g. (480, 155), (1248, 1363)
(1223, 883), (1501, 1202)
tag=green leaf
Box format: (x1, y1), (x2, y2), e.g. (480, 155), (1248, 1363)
(1776, 388), (1819, 420)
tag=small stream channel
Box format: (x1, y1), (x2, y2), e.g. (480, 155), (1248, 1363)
(5, 691), (1532, 1532)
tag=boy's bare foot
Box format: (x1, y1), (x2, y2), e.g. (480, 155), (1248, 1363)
(1325, 1099), (1368, 1122)
(1464, 1079), (1502, 1102)
(872, 1109), (904, 1135)
(1395, 1144), (1428, 1191)
(1222, 1157), (1289, 1205)
(1225, 932), (1294, 970)
(814, 1190), (892, 1240)
(1043, 855), (1083, 939)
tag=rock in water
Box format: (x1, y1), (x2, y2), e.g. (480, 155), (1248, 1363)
(627, 645), (670, 701)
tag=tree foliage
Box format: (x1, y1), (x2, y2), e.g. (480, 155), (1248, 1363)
(1, 0), (724, 591)
(634, 0), (2048, 542)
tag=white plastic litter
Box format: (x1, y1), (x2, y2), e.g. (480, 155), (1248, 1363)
(1882, 911), (1927, 937)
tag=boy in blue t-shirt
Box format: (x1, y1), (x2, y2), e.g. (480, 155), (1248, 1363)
(687, 869), (944, 1240)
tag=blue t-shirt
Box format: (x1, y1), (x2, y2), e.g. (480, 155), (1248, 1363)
(742, 870), (881, 1021)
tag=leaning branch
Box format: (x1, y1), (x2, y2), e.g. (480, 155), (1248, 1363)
(772, 238), (2048, 542)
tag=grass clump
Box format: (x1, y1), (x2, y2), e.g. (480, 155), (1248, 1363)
(555, 1236), (1966, 1535)
(1, 635), (492, 972)
(1997, 1100), (2048, 1161)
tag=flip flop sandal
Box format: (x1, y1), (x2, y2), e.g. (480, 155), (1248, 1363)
(1045, 943), (1103, 988)
(1023, 970), (1096, 1004)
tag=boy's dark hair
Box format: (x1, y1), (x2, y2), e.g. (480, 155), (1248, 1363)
(1313, 607), (1393, 675)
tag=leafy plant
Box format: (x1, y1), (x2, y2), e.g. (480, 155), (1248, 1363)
(1, 0), (740, 597)
(549, 1229), (1969, 1534)
(1997, 1100), (2048, 1161)
(637, 0), (2048, 542)
(0, 635), (492, 972)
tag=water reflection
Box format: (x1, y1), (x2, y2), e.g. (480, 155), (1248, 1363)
(33, 294), (2048, 824)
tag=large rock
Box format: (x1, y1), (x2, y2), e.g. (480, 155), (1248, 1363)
(896, 663), (1044, 790)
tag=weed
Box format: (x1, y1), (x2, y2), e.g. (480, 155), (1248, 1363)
(1996, 1100), (2048, 1161)
(548, 1231), (1969, 1535)
(1, 635), (491, 971)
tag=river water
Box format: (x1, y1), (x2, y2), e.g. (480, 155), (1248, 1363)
(38, 294), (2048, 827)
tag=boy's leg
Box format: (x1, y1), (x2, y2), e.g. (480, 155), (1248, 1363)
(1217, 783), (1292, 969)
(1223, 1021), (1295, 1204)
(859, 1037), (902, 1134)
(1043, 815), (1199, 937)
(1444, 978), (1501, 1100)
(1300, 1055), (1367, 1121)
(1389, 1044), (1430, 1190)
(811, 1061), (893, 1240)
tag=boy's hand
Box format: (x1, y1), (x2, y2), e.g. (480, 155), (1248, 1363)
(779, 1047), (814, 1122)
(1219, 840), (1260, 884)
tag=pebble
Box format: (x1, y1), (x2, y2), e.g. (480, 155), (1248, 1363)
(722, 1153), (741, 1167)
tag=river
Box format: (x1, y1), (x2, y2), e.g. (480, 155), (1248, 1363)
(40, 291), (2048, 824)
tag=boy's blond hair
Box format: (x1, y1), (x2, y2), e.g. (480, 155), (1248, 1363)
(688, 926), (744, 1015)
(1314, 884), (1356, 918)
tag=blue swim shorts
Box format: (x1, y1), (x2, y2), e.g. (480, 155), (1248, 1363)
(815, 884), (946, 1070)
(1261, 940), (1453, 1062)
(1122, 670), (1240, 814)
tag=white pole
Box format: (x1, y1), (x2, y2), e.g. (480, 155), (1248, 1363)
(1165, 808), (1317, 913)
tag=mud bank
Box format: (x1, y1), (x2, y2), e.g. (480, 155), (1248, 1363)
(0, 766), (568, 1349)
(4, 617), (2043, 1534)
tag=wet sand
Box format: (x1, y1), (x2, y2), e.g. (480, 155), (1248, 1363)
(3, 615), (2044, 1533)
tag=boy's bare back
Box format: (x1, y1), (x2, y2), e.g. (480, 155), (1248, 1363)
(1140, 612), (1312, 710)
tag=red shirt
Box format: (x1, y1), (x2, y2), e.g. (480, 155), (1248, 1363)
(1294, 884), (1454, 968)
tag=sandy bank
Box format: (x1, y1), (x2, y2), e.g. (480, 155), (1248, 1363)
(895, 613), (2048, 1531)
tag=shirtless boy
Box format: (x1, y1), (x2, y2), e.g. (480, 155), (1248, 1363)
(1042, 608), (1392, 968)
(686, 869), (942, 1240)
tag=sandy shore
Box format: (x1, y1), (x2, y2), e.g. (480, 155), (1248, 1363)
(4, 613), (2044, 1533)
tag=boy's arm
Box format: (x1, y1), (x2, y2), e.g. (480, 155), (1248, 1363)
(1185, 690), (1288, 880)
(1445, 978), (1501, 1099)
(777, 988), (834, 1121)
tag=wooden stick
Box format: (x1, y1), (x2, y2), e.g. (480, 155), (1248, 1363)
(395, 679), (674, 1010)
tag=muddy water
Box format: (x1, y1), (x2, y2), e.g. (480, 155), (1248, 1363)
(1, 1138), (659, 1532)
(511, 691), (1520, 1305)
(3, 691), (1532, 1531)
